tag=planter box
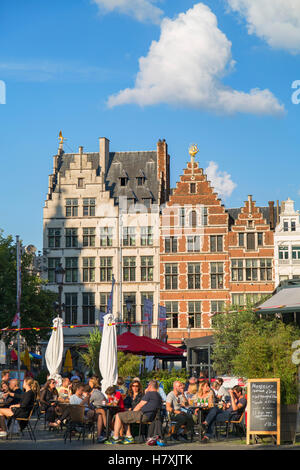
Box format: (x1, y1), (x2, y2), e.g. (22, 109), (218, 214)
(280, 404), (298, 444)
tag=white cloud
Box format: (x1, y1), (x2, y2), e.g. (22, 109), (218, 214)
(226, 0), (300, 53)
(92, 0), (163, 24)
(107, 3), (284, 115)
(204, 161), (237, 199)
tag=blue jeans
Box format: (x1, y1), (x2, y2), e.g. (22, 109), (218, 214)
(204, 407), (232, 438)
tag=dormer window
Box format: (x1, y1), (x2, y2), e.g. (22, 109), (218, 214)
(190, 183), (196, 194)
(119, 170), (129, 187)
(291, 220), (296, 231)
(136, 170), (146, 186)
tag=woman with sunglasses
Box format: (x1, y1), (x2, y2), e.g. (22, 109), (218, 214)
(124, 380), (143, 410)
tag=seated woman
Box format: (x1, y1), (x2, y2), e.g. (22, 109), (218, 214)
(184, 383), (198, 405)
(0, 377), (38, 437)
(40, 379), (59, 425)
(194, 380), (215, 421)
(123, 380), (143, 410)
(0, 381), (10, 406)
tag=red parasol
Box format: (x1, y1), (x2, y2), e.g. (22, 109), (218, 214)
(117, 331), (183, 357)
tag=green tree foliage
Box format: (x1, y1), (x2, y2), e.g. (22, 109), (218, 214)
(80, 327), (141, 379)
(212, 305), (300, 404)
(79, 328), (102, 378)
(0, 231), (57, 346)
(211, 307), (258, 374)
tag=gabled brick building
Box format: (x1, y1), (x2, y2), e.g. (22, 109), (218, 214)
(160, 153), (277, 345)
(160, 155), (230, 344)
(227, 195), (277, 308)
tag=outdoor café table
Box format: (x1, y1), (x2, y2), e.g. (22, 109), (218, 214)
(97, 404), (120, 440)
(187, 405), (212, 440)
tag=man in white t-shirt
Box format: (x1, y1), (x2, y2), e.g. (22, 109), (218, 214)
(166, 381), (194, 442)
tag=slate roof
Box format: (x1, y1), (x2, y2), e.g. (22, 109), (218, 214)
(106, 151), (159, 204)
(53, 150), (160, 205)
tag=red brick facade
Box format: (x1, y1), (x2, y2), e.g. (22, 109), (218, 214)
(160, 161), (275, 344)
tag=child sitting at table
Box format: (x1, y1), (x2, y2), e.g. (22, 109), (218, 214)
(105, 386), (125, 411)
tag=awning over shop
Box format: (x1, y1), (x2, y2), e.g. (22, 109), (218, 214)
(256, 282), (300, 314)
(117, 331), (184, 357)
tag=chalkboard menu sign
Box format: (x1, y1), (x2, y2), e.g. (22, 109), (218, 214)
(247, 378), (280, 445)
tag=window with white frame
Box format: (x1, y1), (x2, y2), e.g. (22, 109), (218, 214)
(165, 301), (178, 329)
(188, 301), (201, 328)
(278, 246), (289, 260)
(65, 199), (78, 217)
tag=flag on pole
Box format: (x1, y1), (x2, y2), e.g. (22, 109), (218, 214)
(143, 298), (153, 337)
(12, 237), (22, 328)
(106, 275), (115, 314)
(159, 305), (167, 343)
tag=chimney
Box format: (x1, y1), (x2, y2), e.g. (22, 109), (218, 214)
(79, 146), (83, 172)
(268, 201), (275, 230)
(99, 137), (110, 178)
(157, 139), (170, 204)
(248, 195), (253, 215)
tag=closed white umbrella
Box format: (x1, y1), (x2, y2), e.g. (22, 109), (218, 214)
(99, 313), (118, 395)
(45, 316), (64, 386)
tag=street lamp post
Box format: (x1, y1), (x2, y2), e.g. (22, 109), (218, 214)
(55, 264), (65, 318)
(126, 301), (132, 331)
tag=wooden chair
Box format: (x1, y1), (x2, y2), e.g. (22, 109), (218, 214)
(215, 411), (246, 440)
(7, 407), (36, 442)
(63, 405), (96, 444)
(164, 412), (194, 443)
(33, 401), (47, 431)
(137, 408), (162, 443)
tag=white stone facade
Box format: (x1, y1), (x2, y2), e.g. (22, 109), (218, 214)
(274, 198), (300, 286)
(42, 138), (164, 345)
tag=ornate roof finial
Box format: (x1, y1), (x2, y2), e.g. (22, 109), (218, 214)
(189, 144), (199, 178)
(58, 130), (67, 151)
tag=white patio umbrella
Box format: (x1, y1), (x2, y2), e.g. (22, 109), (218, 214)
(99, 313), (118, 395)
(45, 316), (64, 386)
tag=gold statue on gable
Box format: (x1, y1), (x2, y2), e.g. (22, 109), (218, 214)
(189, 144), (199, 159)
(58, 130), (66, 146)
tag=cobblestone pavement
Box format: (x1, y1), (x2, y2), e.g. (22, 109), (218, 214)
(0, 417), (299, 451)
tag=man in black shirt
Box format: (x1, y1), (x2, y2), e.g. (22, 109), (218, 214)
(201, 385), (247, 443)
(106, 380), (162, 445)
(3, 379), (22, 407)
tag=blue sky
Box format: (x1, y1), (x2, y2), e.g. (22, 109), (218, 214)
(1, 0), (300, 250)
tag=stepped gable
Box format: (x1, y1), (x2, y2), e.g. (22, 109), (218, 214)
(165, 160), (228, 227)
(228, 195), (275, 248)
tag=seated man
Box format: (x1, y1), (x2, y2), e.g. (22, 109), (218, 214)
(166, 381), (194, 442)
(50, 382), (93, 427)
(201, 385), (247, 443)
(4, 379), (22, 407)
(214, 378), (230, 402)
(57, 377), (71, 401)
(106, 380), (162, 445)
